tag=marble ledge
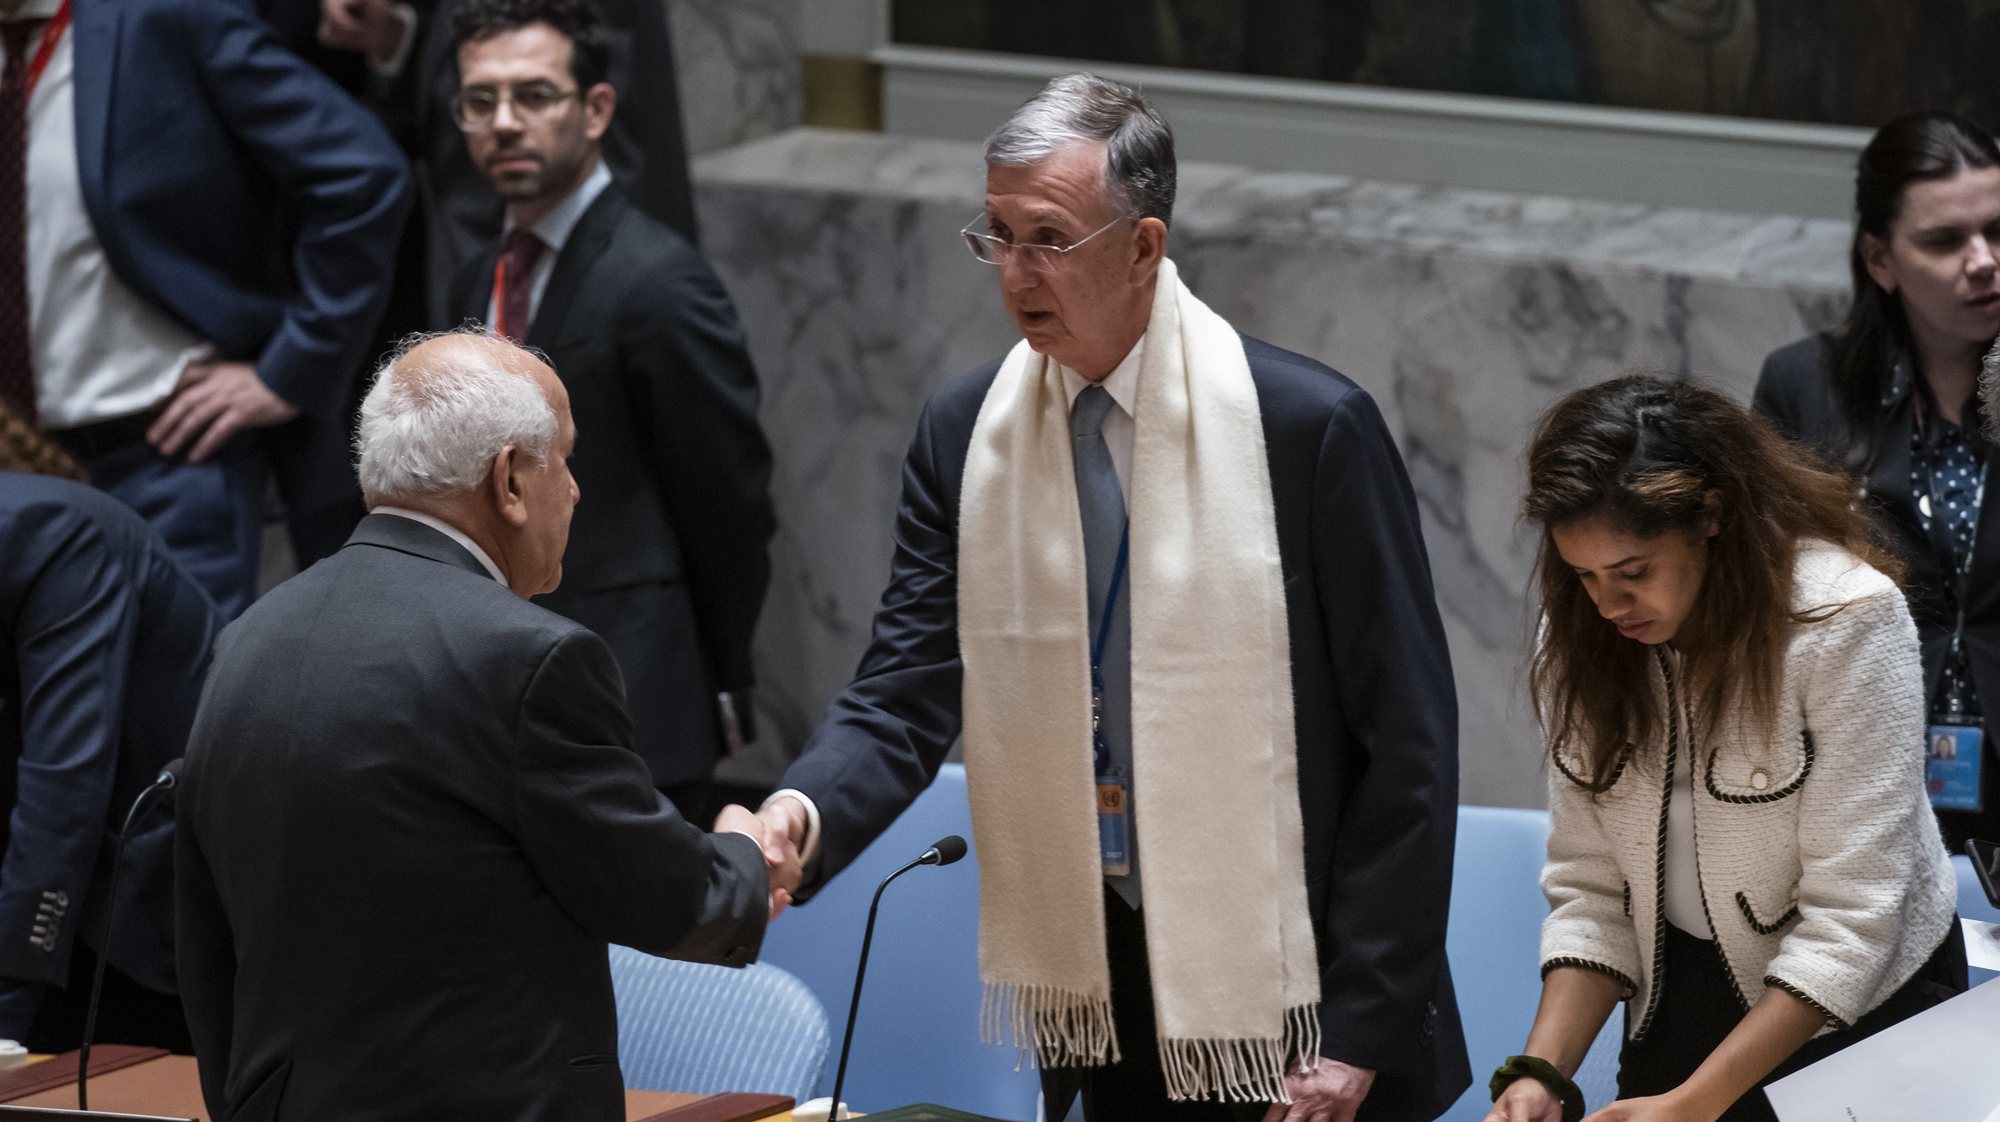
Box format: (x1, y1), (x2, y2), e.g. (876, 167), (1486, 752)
(695, 127), (1851, 290)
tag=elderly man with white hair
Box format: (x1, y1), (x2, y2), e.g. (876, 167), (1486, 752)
(174, 330), (774, 1122)
(756, 74), (1469, 1121)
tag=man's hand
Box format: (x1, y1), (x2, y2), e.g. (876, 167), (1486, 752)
(147, 361), (299, 462)
(713, 804), (793, 919)
(318, 0), (413, 65)
(1260, 1058), (1375, 1122)
(1485, 1076), (1565, 1122)
(755, 796), (809, 915)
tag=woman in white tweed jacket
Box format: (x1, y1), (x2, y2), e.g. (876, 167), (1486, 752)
(1487, 376), (1964, 1122)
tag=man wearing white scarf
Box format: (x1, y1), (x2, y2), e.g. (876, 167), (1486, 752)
(758, 74), (1468, 1122)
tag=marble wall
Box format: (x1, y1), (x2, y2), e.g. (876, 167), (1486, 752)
(696, 127), (1853, 807)
(667, 0), (802, 155)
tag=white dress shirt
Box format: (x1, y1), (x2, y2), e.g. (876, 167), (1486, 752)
(767, 338), (1147, 867)
(17, 2), (207, 428)
(485, 159), (613, 334)
(370, 508), (506, 585)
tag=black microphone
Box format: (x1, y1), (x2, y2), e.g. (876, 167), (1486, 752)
(826, 835), (967, 1120)
(77, 760), (182, 1112)
(920, 835), (967, 867)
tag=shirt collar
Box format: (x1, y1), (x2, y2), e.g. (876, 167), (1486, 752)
(370, 507), (507, 585)
(1059, 337), (1143, 419)
(501, 159), (612, 254)
(10, 0), (63, 21)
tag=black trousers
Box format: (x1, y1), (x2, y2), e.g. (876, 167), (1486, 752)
(1040, 887), (1265, 1122)
(1617, 921), (1967, 1121)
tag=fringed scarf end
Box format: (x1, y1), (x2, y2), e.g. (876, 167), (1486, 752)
(1158, 1001), (1323, 1104)
(981, 980), (1119, 1071)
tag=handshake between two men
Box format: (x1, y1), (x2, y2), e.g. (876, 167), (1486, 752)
(715, 795), (812, 918)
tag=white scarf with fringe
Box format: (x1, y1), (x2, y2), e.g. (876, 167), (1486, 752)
(958, 258), (1320, 1103)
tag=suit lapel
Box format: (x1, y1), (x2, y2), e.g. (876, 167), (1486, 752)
(69, 0), (119, 236)
(457, 244), (500, 328)
(527, 189), (622, 351)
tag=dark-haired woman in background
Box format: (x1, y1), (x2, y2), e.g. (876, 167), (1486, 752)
(1754, 111), (2000, 849)
(1486, 376), (1961, 1122)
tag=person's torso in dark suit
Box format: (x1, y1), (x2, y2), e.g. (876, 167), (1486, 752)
(0, 474), (217, 995)
(72, 0), (410, 514)
(450, 186), (776, 788)
(175, 514), (767, 1122)
(1753, 335), (2000, 841)
(780, 337), (1470, 1120)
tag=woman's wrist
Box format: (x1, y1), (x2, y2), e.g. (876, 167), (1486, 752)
(1490, 1055), (1585, 1122)
(1663, 1080), (1730, 1122)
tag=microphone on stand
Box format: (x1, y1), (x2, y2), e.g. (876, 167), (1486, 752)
(826, 835), (967, 1120)
(77, 759), (182, 1113)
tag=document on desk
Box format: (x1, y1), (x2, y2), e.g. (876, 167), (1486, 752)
(1766, 977), (2000, 1121)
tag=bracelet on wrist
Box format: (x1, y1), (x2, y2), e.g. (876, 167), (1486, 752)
(1490, 1054), (1585, 1122)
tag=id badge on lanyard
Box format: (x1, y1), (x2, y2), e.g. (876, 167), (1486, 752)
(1093, 527), (1131, 877)
(1918, 439), (1988, 813)
(1927, 722), (1984, 811)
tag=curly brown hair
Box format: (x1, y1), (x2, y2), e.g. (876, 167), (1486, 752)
(0, 400), (86, 482)
(1523, 374), (1901, 791)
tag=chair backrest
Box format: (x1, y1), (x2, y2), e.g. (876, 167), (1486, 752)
(1953, 853), (2000, 924)
(609, 947), (831, 1103)
(1443, 806), (1622, 1120)
(757, 764), (1041, 1121)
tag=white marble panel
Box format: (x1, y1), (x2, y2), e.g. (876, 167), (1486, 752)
(668, 0), (801, 155)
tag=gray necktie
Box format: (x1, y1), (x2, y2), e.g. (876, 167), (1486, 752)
(1071, 386), (1141, 908)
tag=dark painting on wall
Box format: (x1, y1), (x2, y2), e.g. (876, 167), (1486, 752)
(895, 0), (2000, 131)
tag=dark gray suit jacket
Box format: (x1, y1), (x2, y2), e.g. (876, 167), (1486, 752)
(176, 514), (767, 1122)
(781, 339), (1470, 1120)
(452, 186), (776, 788)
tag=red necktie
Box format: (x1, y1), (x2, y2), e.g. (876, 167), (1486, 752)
(0, 20), (43, 424)
(499, 228), (543, 344)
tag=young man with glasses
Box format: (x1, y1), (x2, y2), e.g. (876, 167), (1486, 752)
(447, 0), (775, 822)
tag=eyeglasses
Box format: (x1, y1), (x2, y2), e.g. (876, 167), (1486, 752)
(451, 82), (580, 132)
(960, 213), (1134, 270)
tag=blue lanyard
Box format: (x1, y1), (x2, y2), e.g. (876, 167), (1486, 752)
(1090, 525), (1130, 774)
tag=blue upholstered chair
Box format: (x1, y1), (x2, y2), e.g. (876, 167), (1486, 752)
(1445, 806), (1622, 1121)
(1953, 853), (2000, 924)
(758, 764), (1042, 1121)
(608, 946), (832, 1102)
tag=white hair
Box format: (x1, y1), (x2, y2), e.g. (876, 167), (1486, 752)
(354, 330), (557, 500)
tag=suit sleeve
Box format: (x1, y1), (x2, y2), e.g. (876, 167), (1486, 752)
(175, 774), (235, 1114)
(0, 516), (139, 988)
(1308, 388), (1460, 1071)
(512, 628), (768, 965)
(625, 254), (776, 694)
(777, 400), (964, 893)
(183, 0), (412, 416)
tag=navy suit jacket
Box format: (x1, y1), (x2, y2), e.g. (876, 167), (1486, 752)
(72, 0), (411, 511)
(0, 474), (218, 995)
(781, 338), (1471, 1119)
(451, 187), (775, 788)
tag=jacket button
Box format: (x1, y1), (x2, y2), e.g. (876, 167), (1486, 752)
(1751, 770), (1769, 790)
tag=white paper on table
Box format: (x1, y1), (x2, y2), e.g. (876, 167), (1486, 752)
(1766, 976), (2000, 1121)
(1965, 919), (2000, 973)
